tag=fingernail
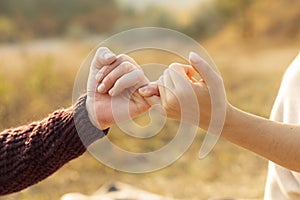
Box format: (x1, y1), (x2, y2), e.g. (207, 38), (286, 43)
(138, 87), (148, 96)
(189, 52), (201, 63)
(97, 83), (105, 93)
(108, 89), (114, 96)
(103, 52), (115, 60)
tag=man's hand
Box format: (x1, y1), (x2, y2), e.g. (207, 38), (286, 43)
(86, 47), (157, 130)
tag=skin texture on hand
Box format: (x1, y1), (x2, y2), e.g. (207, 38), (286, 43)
(139, 52), (224, 129)
(86, 47), (159, 130)
(140, 51), (300, 172)
(85, 48), (300, 172)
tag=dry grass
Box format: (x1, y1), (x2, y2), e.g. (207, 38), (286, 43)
(0, 38), (299, 200)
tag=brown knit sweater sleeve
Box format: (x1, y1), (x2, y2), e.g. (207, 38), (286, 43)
(0, 95), (108, 195)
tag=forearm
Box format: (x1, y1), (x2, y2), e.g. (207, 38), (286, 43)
(222, 104), (300, 172)
(0, 95), (107, 195)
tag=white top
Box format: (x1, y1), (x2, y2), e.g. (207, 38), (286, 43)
(264, 53), (300, 199)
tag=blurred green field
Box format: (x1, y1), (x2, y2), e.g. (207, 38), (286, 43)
(0, 38), (299, 200)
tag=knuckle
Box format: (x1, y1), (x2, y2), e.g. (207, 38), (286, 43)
(107, 64), (116, 72)
(163, 68), (170, 76)
(103, 75), (113, 85)
(120, 61), (134, 71)
(134, 68), (144, 78)
(118, 54), (137, 65)
(117, 54), (128, 62)
(96, 47), (109, 56)
(169, 62), (181, 70)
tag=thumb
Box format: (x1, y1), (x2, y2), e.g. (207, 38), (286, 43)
(189, 52), (220, 82)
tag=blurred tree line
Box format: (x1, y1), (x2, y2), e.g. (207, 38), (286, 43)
(0, 0), (299, 42)
(186, 0), (300, 40)
(0, 0), (299, 130)
(0, 0), (120, 41)
(187, 0), (254, 38)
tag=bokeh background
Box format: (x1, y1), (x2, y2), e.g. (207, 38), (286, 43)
(0, 0), (299, 199)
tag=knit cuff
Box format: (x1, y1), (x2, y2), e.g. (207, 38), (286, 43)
(73, 95), (109, 147)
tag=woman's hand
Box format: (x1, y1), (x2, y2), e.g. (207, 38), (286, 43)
(139, 52), (228, 130)
(86, 47), (158, 130)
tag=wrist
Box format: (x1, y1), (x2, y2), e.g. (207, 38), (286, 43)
(221, 103), (243, 138)
(85, 97), (111, 130)
(74, 95), (108, 146)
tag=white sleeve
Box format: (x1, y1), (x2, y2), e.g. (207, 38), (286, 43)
(264, 53), (300, 200)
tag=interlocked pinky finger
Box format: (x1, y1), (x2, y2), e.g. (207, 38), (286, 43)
(157, 76), (168, 107)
